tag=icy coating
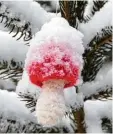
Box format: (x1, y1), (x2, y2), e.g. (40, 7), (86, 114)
(25, 17), (84, 88)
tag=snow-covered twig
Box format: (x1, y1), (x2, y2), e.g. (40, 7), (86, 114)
(0, 30), (28, 79)
(79, 0), (112, 47)
(16, 71), (40, 112)
(80, 62), (112, 98)
(59, 1), (88, 28)
(0, 90), (34, 120)
(36, 0), (60, 13)
(0, 116), (70, 133)
(0, 1), (55, 36)
(84, 99), (112, 133)
(0, 31), (28, 63)
(84, 87), (112, 101)
(0, 79), (16, 91)
(82, 26), (112, 82)
(84, 0), (108, 22)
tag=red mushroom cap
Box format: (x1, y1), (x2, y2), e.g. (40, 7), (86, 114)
(26, 41), (80, 88)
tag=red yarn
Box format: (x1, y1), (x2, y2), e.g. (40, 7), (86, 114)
(28, 62), (79, 88)
(26, 42), (80, 88)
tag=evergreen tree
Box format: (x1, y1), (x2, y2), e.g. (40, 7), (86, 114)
(0, 0), (112, 133)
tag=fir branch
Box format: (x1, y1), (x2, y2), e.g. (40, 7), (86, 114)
(102, 118), (112, 133)
(0, 116), (70, 133)
(82, 26), (112, 82)
(71, 87), (86, 133)
(84, 0), (108, 23)
(59, 1), (88, 28)
(75, 1), (88, 23)
(59, 1), (77, 28)
(36, 1), (60, 13)
(72, 107), (86, 133)
(91, 0), (108, 17)
(0, 1), (52, 42)
(65, 111), (77, 132)
(0, 2), (32, 42)
(18, 92), (39, 113)
(0, 59), (23, 80)
(84, 87), (112, 101)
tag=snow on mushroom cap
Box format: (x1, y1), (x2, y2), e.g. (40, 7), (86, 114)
(25, 17), (84, 88)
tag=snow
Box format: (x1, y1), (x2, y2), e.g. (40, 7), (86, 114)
(37, 0), (59, 12)
(84, 99), (112, 133)
(0, 90), (36, 123)
(84, 0), (94, 18)
(0, 30), (28, 67)
(16, 70), (40, 95)
(27, 17), (84, 58)
(1, 1), (56, 34)
(0, 23), (9, 32)
(80, 62), (112, 98)
(64, 87), (84, 109)
(50, 0), (59, 12)
(79, 0), (112, 48)
(0, 79), (16, 91)
(63, 61), (112, 108)
(16, 70), (40, 112)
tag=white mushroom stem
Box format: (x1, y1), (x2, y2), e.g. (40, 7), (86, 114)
(36, 79), (67, 126)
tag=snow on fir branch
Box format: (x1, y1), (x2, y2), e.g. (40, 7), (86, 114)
(0, 79), (16, 91)
(0, 3), (32, 41)
(82, 26), (112, 82)
(80, 62), (112, 98)
(59, 1), (88, 28)
(84, 0), (108, 22)
(0, 1), (55, 36)
(36, 0), (60, 13)
(79, 0), (112, 47)
(0, 30), (28, 81)
(0, 117), (70, 133)
(0, 31), (28, 63)
(84, 99), (112, 133)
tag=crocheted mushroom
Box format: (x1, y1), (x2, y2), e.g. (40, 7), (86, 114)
(25, 18), (84, 126)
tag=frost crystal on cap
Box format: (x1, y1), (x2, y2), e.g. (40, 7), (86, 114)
(25, 17), (84, 88)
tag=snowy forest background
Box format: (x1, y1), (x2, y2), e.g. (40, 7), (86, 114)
(0, 0), (112, 133)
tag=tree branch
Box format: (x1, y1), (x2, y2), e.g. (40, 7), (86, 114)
(0, 59), (23, 80)
(72, 107), (86, 133)
(101, 118), (112, 133)
(0, 116), (69, 133)
(59, 1), (87, 28)
(82, 26), (112, 82)
(0, 1), (53, 41)
(84, 88), (112, 101)
(90, 0), (108, 19)
(84, 0), (108, 23)
(71, 87), (86, 133)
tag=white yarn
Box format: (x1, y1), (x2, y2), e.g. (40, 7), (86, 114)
(36, 80), (67, 126)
